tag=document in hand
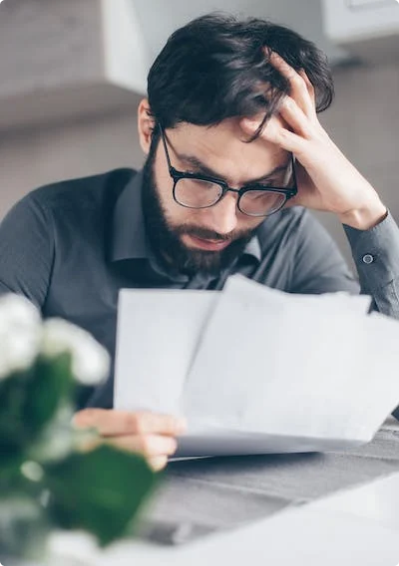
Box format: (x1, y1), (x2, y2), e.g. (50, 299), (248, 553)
(114, 275), (399, 457)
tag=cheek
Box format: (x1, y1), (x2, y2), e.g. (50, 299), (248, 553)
(153, 151), (173, 204)
(152, 155), (200, 224)
(152, 153), (181, 220)
(235, 213), (264, 234)
(172, 206), (207, 229)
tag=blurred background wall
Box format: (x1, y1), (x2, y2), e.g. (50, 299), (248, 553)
(0, 0), (398, 268)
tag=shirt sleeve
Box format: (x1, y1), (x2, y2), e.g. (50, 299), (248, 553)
(291, 209), (360, 295)
(0, 194), (54, 309)
(343, 211), (399, 318)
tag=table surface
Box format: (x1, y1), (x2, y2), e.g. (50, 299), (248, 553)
(47, 417), (399, 566)
(141, 416), (399, 534)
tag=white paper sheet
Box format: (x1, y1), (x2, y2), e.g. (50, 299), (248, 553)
(114, 289), (217, 415)
(114, 276), (399, 458)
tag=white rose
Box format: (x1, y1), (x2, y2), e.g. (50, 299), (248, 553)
(41, 319), (110, 385)
(0, 294), (42, 379)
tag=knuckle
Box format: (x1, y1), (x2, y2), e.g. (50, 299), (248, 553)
(293, 79), (308, 97)
(79, 408), (96, 419)
(73, 409), (97, 427)
(120, 413), (133, 433)
(304, 130), (313, 140)
(291, 73), (304, 86)
(124, 412), (142, 433)
(283, 97), (294, 110)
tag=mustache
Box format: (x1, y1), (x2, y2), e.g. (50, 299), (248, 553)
(175, 225), (251, 243)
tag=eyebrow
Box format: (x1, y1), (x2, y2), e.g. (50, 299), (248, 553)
(176, 152), (289, 185)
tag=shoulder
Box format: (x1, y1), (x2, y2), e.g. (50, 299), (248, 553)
(25, 168), (137, 218)
(256, 206), (319, 245)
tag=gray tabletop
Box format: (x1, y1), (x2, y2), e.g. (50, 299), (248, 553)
(139, 418), (399, 544)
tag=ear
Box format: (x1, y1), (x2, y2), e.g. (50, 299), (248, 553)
(137, 98), (156, 155)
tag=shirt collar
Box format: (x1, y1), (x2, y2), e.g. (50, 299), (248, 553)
(110, 170), (148, 262)
(244, 235), (261, 262)
(110, 169), (261, 264)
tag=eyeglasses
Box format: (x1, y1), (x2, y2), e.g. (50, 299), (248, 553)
(159, 125), (298, 217)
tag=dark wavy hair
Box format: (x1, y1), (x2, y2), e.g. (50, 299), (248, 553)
(147, 13), (334, 140)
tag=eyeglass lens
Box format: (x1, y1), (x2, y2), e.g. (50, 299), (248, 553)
(174, 160), (295, 216)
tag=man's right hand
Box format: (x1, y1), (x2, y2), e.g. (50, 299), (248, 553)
(73, 409), (187, 471)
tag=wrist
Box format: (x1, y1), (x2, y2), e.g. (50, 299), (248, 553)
(339, 199), (387, 230)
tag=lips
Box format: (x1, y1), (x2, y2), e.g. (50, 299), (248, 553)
(186, 235), (231, 251)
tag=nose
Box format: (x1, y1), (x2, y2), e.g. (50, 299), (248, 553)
(202, 192), (239, 236)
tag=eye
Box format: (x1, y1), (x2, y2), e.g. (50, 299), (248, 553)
(245, 191), (267, 200)
(192, 178), (215, 188)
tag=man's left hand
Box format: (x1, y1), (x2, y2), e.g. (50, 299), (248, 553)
(240, 51), (387, 230)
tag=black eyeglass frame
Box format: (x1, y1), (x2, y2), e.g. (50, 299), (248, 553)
(159, 125), (298, 217)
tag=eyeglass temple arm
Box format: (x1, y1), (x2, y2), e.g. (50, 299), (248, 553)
(289, 154), (298, 195)
(158, 124), (174, 172)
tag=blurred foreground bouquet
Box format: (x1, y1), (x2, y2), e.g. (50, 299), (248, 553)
(0, 294), (156, 561)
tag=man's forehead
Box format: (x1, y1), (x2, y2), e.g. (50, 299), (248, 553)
(167, 119), (288, 177)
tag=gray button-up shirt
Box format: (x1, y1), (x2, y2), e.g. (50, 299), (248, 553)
(1, 168), (399, 408)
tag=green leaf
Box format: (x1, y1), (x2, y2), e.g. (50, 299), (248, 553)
(0, 354), (75, 464)
(25, 354), (75, 431)
(45, 445), (157, 546)
(0, 367), (38, 462)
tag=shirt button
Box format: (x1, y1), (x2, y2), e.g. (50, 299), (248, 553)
(362, 254), (374, 264)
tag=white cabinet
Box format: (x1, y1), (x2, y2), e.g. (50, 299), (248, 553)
(322, 0), (399, 61)
(0, 0), (150, 132)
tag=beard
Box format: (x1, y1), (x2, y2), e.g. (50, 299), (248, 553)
(141, 143), (255, 277)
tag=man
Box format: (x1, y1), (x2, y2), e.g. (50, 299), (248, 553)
(1, 14), (398, 471)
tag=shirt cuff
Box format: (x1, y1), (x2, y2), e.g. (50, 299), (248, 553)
(343, 210), (399, 297)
